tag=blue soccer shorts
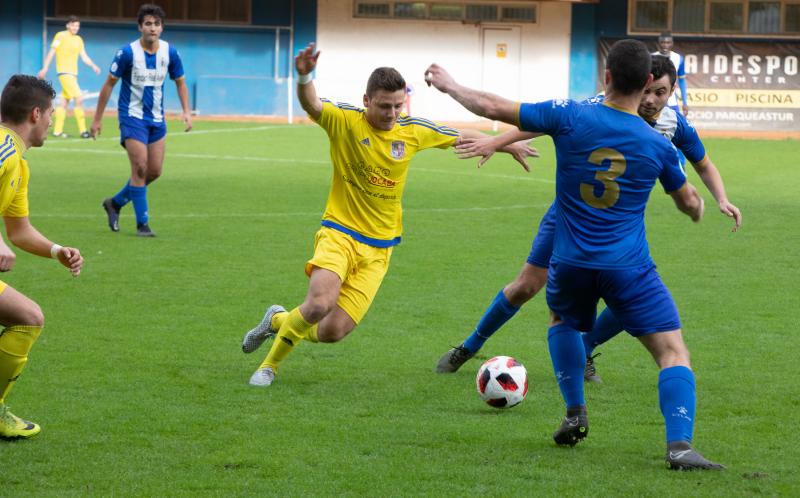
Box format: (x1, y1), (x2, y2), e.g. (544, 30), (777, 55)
(546, 260), (681, 335)
(119, 117), (167, 147)
(526, 203), (556, 269)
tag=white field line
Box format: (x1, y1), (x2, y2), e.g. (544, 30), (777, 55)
(34, 203), (548, 219)
(53, 125), (293, 143)
(38, 147), (556, 184)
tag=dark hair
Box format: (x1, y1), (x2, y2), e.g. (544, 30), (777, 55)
(366, 67), (406, 97)
(1, 75), (55, 125)
(138, 4), (166, 25)
(606, 39), (652, 95)
(659, 31), (673, 40)
(651, 55), (677, 88)
(66, 15), (80, 24)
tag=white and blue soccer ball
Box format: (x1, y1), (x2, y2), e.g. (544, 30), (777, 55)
(476, 356), (528, 409)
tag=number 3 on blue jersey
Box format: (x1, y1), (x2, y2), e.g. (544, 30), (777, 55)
(581, 148), (627, 209)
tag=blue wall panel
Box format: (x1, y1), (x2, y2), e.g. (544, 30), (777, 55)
(0, 0), (24, 84)
(569, 4), (598, 100)
(4, 0), (318, 117)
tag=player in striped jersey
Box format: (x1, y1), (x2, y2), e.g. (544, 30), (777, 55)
(91, 4), (192, 237)
(240, 43), (537, 387)
(654, 32), (689, 116)
(0, 75), (84, 439)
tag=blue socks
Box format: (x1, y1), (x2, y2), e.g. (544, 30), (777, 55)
(582, 307), (624, 356)
(112, 181), (132, 208)
(658, 365), (696, 444)
(462, 290), (520, 353)
(548, 323), (586, 408)
(129, 185), (149, 225)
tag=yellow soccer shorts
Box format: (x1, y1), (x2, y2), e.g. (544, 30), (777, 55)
(305, 227), (393, 324)
(57, 74), (82, 101)
(0, 281), (6, 294)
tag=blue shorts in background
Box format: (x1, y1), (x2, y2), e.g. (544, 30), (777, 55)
(526, 203), (556, 268)
(546, 260), (681, 335)
(119, 117), (167, 146)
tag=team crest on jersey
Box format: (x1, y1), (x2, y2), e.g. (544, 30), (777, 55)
(391, 141), (405, 159)
(360, 138), (370, 147)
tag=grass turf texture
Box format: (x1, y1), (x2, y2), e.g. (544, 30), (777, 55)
(0, 118), (796, 496)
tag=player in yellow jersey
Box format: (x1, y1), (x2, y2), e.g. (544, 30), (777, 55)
(37, 16), (101, 139)
(0, 75), (84, 439)
(240, 43), (537, 387)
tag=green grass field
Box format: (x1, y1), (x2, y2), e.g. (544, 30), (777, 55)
(0, 117), (797, 496)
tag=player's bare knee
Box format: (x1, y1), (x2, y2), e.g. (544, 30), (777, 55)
(20, 302), (45, 327)
(549, 311), (563, 327)
(302, 298), (334, 323)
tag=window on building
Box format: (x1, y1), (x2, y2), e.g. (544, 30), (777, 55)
(672, 0), (705, 32)
(395, 2), (427, 18)
(354, 1), (537, 23)
(54, 0), (250, 24)
(633, 0), (669, 30)
(787, 3), (800, 32)
(430, 3), (462, 20)
(629, 0), (800, 36)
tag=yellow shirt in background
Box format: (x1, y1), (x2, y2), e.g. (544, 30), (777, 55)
(51, 30), (84, 75)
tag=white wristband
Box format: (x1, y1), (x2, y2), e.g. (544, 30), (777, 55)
(297, 73), (312, 85)
(50, 244), (62, 259)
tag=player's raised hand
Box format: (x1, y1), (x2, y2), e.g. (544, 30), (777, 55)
(182, 112), (193, 132)
(92, 64), (101, 75)
(0, 242), (16, 272)
(295, 43), (320, 76)
(424, 64), (456, 93)
(55, 246), (84, 277)
(718, 199), (742, 232)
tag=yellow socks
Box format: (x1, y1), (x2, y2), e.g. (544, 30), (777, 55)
(260, 307), (316, 371)
(271, 310), (318, 343)
(74, 107), (87, 133)
(0, 325), (42, 403)
(53, 107), (66, 135)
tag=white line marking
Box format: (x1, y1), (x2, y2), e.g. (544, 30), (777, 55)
(34, 204), (549, 219)
(36, 147), (555, 183)
(51, 125), (293, 143)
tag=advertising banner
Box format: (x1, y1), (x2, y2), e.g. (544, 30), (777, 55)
(598, 39), (800, 132)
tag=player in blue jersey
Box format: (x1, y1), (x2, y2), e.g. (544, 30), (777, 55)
(436, 55), (742, 384)
(426, 39), (724, 470)
(91, 4), (192, 237)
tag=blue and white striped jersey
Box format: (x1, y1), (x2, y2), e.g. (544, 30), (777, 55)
(109, 40), (184, 123)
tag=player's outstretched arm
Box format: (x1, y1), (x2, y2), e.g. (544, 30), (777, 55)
(175, 77), (193, 132)
(37, 48), (57, 80)
(690, 156), (741, 232)
(80, 49), (101, 74)
(91, 75), (118, 138)
(455, 129), (539, 170)
(424, 63), (520, 126)
(669, 182), (705, 223)
(3, 217), (83, 276)
(295, 43), (322, 121)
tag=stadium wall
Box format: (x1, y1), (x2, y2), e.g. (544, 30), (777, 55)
(0, 0), (317, 118)
(314, 0), (572, 123)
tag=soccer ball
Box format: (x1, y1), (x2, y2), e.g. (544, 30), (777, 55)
(476, 356), (528, 408)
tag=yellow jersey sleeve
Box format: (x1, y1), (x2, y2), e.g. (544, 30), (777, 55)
(408, 117), (459, 150)
(3, 159), (30, 218)
(317, 100), (361, 138)
(50, 31), (64, 49)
